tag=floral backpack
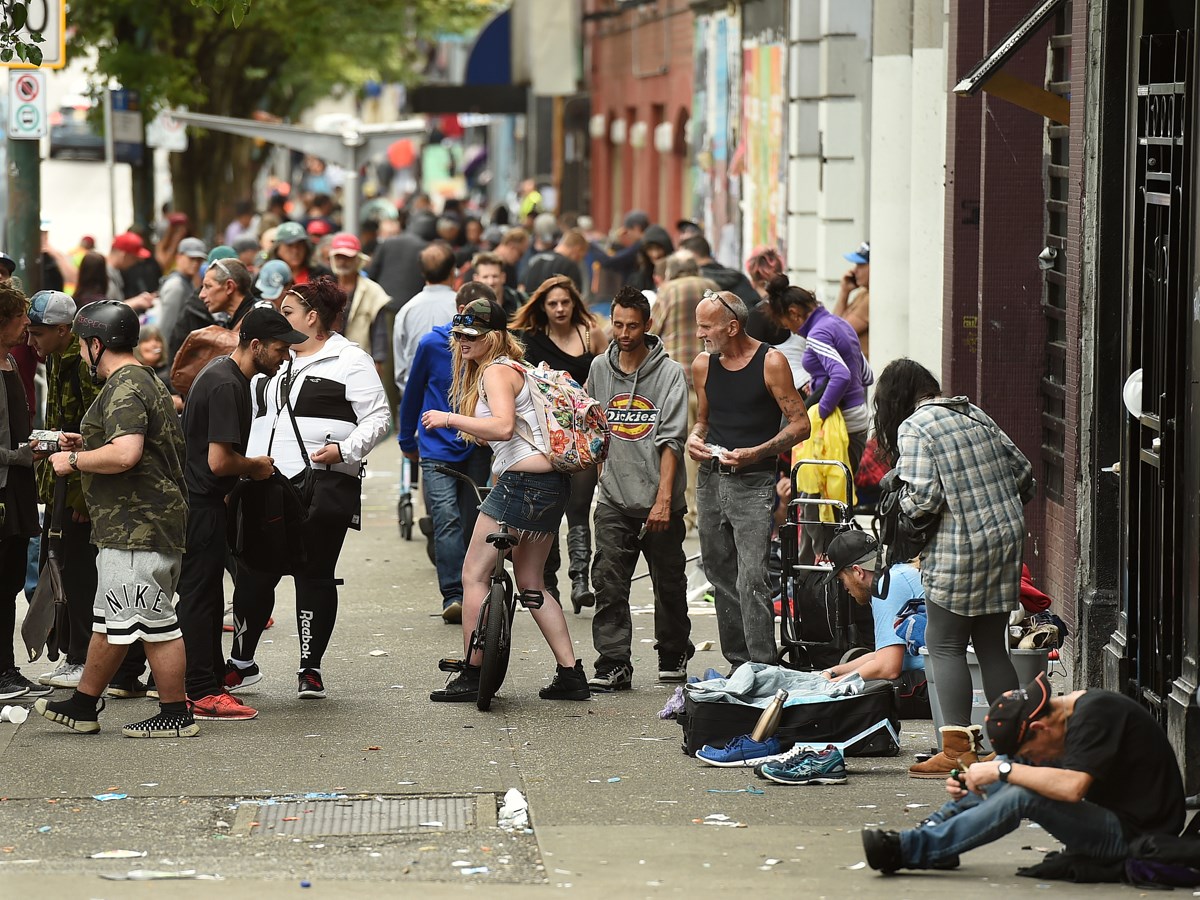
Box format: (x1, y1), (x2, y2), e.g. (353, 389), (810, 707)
(493, 357), (610, 473)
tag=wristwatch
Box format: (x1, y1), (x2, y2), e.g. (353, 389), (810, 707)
(998, 761), (1013, 782)
(68, 451), (79, 471)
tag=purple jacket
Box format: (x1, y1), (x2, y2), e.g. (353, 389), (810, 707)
(798, 305), (869, 419)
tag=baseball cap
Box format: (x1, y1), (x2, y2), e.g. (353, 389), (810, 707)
(177, 237), (208, 260)
(329, 233), (362, 257)
(113, 231), (151, 259)
(207, 245), (237, 263)
(307, 219), (333, 238)
(843, 241), (871, 265)
(821, 530), (879, 586)
(985, 671), (1052, 757)
(255, 259), (292, 301)
(231, 234), (260, 255)
(275, 221), (308, 245)
(0, 252), (14, 276)
(450, 297), (508, 337)
(28, 290), (77, 326)
(239, 305), (307, 344)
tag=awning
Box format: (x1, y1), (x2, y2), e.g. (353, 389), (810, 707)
(409, 9), (528, 115)
(952, 0), (1069, 125)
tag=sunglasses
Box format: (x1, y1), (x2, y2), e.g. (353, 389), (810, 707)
(451, 331), (482, 342)
(211, 258), (235, 282)
(452, 313), (492, 328)
(702, 289), (738, 320)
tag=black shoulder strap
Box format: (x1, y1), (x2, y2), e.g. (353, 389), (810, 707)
(267, 361), (313, 471)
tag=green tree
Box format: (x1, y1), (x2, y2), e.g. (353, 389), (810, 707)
(66, 0), (496, 232)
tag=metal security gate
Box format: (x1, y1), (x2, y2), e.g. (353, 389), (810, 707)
(1120, 30), (1193, 721)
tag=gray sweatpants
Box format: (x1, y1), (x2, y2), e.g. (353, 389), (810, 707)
(925, 600), (1018, 727)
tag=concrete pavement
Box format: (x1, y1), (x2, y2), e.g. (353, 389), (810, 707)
(0, 439), (1126, 897)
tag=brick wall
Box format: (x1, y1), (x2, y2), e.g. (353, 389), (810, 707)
(586, 0), (695, 230)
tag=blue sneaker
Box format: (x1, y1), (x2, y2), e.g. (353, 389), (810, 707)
(760, 746), (848, 784)
(753, 743), (826, 779)
(696, 734), (782, 767)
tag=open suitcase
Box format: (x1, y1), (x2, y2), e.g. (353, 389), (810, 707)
(778, 458), (875, 671)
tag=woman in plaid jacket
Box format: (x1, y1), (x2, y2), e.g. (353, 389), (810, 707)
(874, 359), (1035, 779)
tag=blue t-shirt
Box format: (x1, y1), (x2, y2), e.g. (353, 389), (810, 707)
(872, 563), (925, 671)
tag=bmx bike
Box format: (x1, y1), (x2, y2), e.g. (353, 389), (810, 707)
(433, 465), (531, 711)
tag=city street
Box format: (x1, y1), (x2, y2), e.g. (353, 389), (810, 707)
(0, 439), (1123, 898)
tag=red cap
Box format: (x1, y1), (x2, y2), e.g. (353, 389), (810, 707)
(167, 212), (189, 226)
(113, 231), (150, 259)
(329, 233), (362, 257)
(306, 219), (333, 237)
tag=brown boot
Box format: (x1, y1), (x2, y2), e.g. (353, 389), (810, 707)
(969, 724), (996, 763)
(908, 726), (976, 779)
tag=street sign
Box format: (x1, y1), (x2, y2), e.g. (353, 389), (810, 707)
(7, 68), (45, 138)
(146, 108), (188, 152)
(110, 87), (143, 165)
(1, 0), (66, 70)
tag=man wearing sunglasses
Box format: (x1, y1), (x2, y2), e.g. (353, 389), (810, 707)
(685, 289), (810, 671)
(863, 671), (1186, 876)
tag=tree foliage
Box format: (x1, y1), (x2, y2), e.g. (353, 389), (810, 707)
(65, 0), (497, 230)
(0, 2), (46, 66)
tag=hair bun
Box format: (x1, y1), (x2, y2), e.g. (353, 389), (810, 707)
(766, 273), (790, 297)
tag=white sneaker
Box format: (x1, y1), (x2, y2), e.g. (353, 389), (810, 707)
(46, 663), (84, 689)
(37, 660), (71, 686)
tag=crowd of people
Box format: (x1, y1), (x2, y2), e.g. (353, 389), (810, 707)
(0, 186), (1190, 883)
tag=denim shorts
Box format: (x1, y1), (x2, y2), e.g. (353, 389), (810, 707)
(479, 470), (571, 534)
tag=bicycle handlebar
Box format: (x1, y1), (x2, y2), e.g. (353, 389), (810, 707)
(433, 464), (486, 504)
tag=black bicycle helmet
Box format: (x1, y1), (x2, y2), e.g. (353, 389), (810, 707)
(73, 300), (139, 351)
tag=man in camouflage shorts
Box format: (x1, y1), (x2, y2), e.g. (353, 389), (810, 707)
(35, 300), (197, 739)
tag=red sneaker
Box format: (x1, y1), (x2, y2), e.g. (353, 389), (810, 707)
(189, 691), (259, 720)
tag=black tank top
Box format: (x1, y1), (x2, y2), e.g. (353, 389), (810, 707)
(705, 343), (782, 451)
(523, 329), (594, 385)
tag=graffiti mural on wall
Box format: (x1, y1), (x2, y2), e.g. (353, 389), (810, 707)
(691, 11), (742, 269)
(741, 36), (787, 256)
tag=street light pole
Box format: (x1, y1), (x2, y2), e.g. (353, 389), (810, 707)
(103, 87), (116, 241)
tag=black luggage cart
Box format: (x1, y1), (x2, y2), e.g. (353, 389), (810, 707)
(777, 458), (874, 670)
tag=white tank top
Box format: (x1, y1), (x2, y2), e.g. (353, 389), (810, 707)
(476, 367), (547, 474)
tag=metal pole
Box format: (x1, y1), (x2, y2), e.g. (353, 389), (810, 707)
(6, 72), (41, 294)
(342, 167), (359, 234)
(103, 87), (115, 240)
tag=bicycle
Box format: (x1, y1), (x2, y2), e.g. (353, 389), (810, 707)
(433, 464), (526, 711)
(397, 455), (414, 540)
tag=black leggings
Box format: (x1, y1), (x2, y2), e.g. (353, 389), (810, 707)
(230, 519), (349, 671)
(925, 601), (1018, 726)
(0, 535), (28, 671)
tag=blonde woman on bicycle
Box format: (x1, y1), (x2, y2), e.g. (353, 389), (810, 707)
(423, 292), (589, 703)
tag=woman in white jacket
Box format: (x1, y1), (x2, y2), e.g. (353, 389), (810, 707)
(226, 277), (390, 700)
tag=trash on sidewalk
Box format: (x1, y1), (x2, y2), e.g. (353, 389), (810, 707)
(36, 826), (51, 833)
(706, 786), (765, 795)
(369, 650), (389, 657)
(459, 866), (489, 875)
(92, 793), (128, 802)
(695, 641), (715, 651)
(693, 813), (747, 828)
(101, 870), (223, 880)
(89, 850), (147, 859)
(497, 788), (529, 831)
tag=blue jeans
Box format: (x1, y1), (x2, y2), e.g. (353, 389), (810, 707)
(901, 779), (1129, 868)
(695, 466), (777, 666)
(421, 453), (490, 608)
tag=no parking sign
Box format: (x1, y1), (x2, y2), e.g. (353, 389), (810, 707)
(7, 70), (45, 139)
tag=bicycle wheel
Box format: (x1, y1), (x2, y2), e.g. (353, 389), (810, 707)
(399, 501), (413, 541)
(477, 579), (512, 711)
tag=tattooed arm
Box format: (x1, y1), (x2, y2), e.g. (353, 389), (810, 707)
(685, 352), (714, 461)
(723, 349), (811, 467)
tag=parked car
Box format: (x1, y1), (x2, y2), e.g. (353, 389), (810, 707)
(49, 96), (104, 160)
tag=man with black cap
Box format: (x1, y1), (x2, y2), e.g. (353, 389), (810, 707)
(176, 306), (305, 721)
(862, 671), (1187, 875)
(818, 530), (925, 684)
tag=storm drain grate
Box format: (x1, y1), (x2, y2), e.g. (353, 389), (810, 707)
(235, 795), (491, 836)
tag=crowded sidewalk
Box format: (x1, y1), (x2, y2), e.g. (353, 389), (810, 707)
(0, 437), (1101, 897)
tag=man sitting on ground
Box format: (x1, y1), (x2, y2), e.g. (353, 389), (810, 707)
(862, 671), (1186, 875)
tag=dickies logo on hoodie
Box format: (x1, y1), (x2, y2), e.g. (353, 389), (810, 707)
(607, 393), (658, 441)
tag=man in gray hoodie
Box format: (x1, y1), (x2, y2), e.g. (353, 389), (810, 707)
(586, 286), (692, 691)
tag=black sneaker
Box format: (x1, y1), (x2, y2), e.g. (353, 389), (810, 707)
(298, 669), (326, 699)
(4, 668), (52, 698)
(587, 664), (633, 692)
(34, 696), (104, 734)
(657, 646), (695, 683)
(539, 661), (591, 701)
(122, 708), (199, 738)
(430, 666), (480, 702)
(862, 828), (905, 874)
(105, 677), (149, 699)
